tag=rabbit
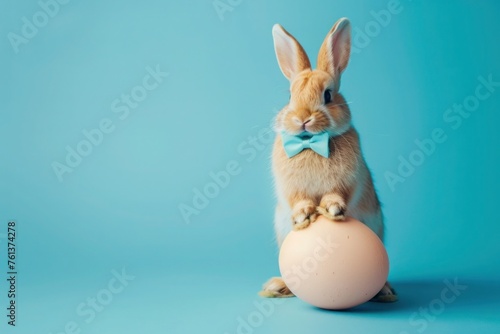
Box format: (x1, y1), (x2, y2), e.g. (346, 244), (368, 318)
(259, 18), (397, 302)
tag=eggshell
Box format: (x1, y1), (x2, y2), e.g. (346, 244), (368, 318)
(279, 216), (389, 309)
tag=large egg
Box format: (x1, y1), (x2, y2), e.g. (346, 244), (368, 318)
(279, 215), (389, 309)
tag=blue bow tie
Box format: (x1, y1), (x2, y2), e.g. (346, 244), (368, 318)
(281, 131), (330, 158)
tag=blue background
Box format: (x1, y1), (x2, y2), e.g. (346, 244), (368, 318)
(1, 0), (499, 333)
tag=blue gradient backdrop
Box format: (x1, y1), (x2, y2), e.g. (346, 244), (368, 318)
(1, 0), (499, 333)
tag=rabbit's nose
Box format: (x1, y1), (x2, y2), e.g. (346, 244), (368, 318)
(292, 117), (312, 125)
(302, 118), (313, 130)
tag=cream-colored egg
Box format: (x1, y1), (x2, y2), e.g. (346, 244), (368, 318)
(279, 216), (389, 309)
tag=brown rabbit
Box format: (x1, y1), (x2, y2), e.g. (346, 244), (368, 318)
(259, 18), (397, 302)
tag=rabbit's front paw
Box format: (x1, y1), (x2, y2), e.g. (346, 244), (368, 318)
(318, 194), (347, 221)
(292, 200), (317, 230)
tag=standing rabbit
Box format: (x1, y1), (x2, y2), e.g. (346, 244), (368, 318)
(259, 18), (396, 302)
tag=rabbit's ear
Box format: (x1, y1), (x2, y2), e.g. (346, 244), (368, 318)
(317, 18), (351, 76)
(272, 24), (311, 81)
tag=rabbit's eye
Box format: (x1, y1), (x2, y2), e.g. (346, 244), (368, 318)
(323, 90), (332, 104)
